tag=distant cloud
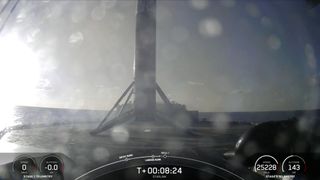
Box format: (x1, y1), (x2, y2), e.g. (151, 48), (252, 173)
(219, 0), (236, 8)
(187, 81), (205, 86)
(230, 89), (251, 94)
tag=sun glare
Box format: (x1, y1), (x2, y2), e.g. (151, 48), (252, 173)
(0, 32), (41, 130)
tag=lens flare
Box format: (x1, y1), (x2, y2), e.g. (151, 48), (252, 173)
(0, 32), (41, 130)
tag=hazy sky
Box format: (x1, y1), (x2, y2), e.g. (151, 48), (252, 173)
(0, 0), (319, 112)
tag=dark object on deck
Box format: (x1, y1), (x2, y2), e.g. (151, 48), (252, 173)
(306, 0), (320, 7)
(235, 118), (301, 158)
(234, 117), (320, 179)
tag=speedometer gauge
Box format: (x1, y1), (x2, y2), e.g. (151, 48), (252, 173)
(254, 155), (279, 176)
(12, 155), (37, 176)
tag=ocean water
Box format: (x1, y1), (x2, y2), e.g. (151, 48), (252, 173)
(0, 106), (106, 134)
(14, 106), (106, 125)
(0, 106), (318, 162)
(2, 106), (319, 133)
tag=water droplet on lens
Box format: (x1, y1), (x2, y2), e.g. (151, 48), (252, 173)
(198, 18), (223, 38)
(267, 35), (281, 50)
(69, 32), (84, 44)
(190, 0), (209, 10)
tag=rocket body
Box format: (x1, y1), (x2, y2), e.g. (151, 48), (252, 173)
(134, 0), (157, 121)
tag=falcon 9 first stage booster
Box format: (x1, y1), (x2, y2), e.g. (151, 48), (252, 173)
(134, 0), (157, 122)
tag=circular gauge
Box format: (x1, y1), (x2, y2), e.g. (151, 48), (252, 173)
(254, 155), (279, 176)
(40, 154), (64, 175)
(282, 155), (306, 175)
(12, 155), (37, 175)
